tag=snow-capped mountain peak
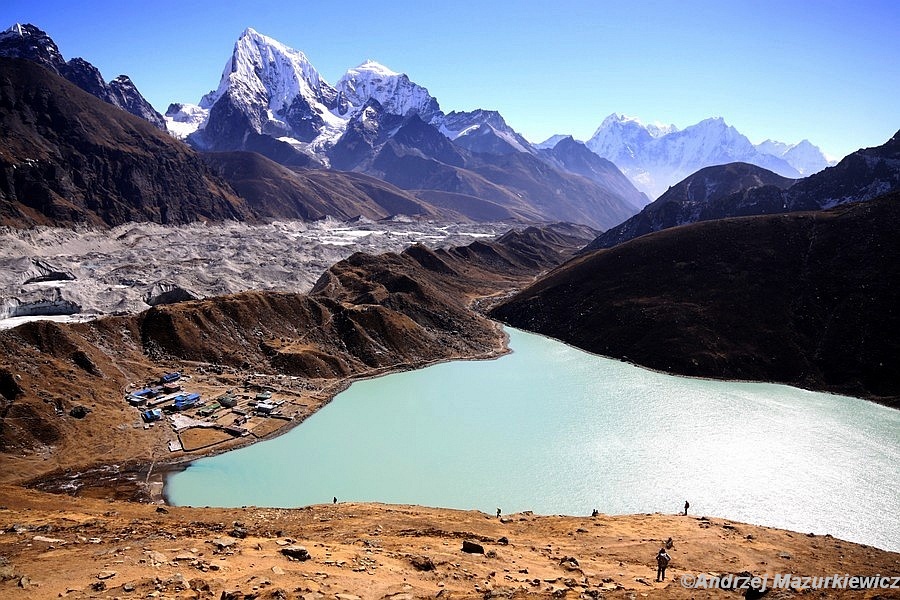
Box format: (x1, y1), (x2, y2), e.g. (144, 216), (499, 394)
(436, 109), (534, 154)
(199, 27), (332, 115)
(349, 59), (399, 78)
(755, 138), (836, 175)
(336, 60), (442, 124)
(597, 113), (678, 138)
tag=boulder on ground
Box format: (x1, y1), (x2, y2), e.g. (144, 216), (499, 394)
(461, 540), (484, 554)
(280, 546), (310, 561)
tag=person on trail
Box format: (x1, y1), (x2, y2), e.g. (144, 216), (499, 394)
(656, 547), (671, 582)
(683, 500), (690, 516)
(333, 496), (337, 504)
(496, 507), (502, 518)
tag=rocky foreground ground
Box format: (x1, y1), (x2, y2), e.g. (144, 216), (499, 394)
(2, 485), (898, 600)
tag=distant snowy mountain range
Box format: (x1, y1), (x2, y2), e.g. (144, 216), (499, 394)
(166, 28), (835, 203)
(2, 22), (839, 213)
(164, 28), (533, 164)
(569, 114), (836, 199)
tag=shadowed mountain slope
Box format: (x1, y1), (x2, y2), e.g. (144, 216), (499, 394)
(584, 131), (900, 251)
(0, 58), (249, 227)
(492, 194), (900, 406)
(584, 162), (796, 250)
(0, 23), (165, 129)
(201, 151), (440, 221)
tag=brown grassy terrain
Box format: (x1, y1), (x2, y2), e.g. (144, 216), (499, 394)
(1, 485), (898, 599)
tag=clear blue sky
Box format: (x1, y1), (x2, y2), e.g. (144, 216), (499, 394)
(2, 0), (898, 159)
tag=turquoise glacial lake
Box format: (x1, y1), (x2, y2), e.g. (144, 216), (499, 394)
(166, 327), (900, 551)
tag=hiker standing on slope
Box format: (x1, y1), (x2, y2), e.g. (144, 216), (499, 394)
(656, 547), (671, 582)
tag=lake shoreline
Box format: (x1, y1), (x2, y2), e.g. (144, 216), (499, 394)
(164, 327), (900, 553)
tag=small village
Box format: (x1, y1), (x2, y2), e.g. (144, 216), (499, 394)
(122, 369), (331, 454)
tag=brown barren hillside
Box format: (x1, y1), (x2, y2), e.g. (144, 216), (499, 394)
(0, 58), (250, 228)
(492, 194), (900, 406)
(1, 485), (898, 600)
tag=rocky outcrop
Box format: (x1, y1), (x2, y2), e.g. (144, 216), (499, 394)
(21, 260), (75, 284)
(143, 283), (200, 307)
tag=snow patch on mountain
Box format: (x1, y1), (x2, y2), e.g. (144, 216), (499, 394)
(164, 103), (209, 139)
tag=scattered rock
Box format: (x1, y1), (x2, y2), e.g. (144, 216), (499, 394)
(90, 580), (106, 592)
(559, 556), (580, 570)
(778, 552), (792, 560)
(17, 575), (31, 588)
(461, 540), (485, 554)
(272, 565), (285, 575)
(167, 573), (188, 589)
(231, 525), (248, 539)
(145, 550), (168, 564)
(409, 555), (435, 571)
(145, 282), (200, 307)
(156, 506), (169, 514)
(97, 570), (116, 580)
(32, 535), (65, 544)
(190, 578), (210, 592)
(635, 577), (653, 586)
(280, 546), (311, 561)
(69, 405), (90, 419)
(335, 594), (361, 600)
(123, 582), (135, 592)
(497, 536), (509, 545)
(212, 537), (237, 551)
